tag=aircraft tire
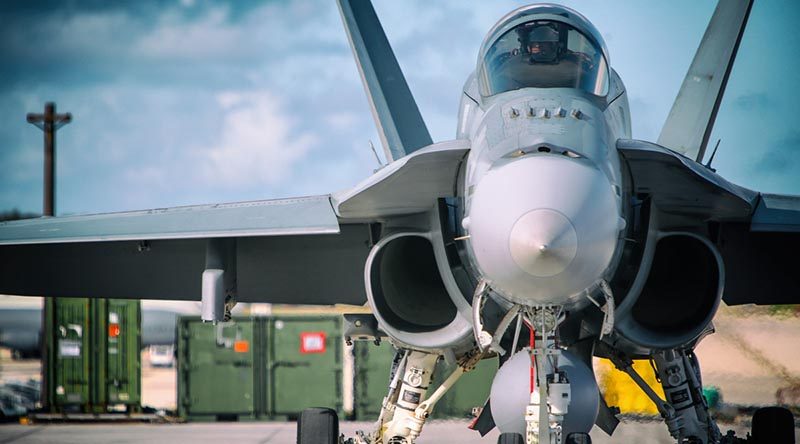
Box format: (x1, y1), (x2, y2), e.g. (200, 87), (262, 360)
(751, 406), (794, 444)
(297, 407), (339, 444)
(565, 432), (592, 443)
(497, 432), (525, 444)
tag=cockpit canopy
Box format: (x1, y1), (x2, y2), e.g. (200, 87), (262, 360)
(478, 9), (609, 98)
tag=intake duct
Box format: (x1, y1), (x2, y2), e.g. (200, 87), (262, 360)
(614, 232), (723, 352)
(365, 232), (472, 350)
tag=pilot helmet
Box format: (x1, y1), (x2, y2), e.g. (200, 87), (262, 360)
(524, 23), (561, 63)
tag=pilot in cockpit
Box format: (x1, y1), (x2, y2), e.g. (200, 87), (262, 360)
(523, 24), (561, 64)
(522, 23), (595, 70)
(480, 19), (609, 97)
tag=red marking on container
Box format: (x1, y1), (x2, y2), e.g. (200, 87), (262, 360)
(233, 340), (249, 353)
(300, 332), (326, 354)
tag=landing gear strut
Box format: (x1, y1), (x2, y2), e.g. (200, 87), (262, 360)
(604, 344), (797, 444)
(523, 306), (570, 444)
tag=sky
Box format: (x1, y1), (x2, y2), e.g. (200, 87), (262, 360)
(0, 0), (798, 216)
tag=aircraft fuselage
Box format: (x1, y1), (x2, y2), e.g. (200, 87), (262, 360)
(459, 84), (631, 309)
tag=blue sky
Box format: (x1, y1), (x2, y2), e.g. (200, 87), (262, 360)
(0, 0), (797, 216)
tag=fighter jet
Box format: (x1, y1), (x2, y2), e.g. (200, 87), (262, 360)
(0, 0), (796, 443)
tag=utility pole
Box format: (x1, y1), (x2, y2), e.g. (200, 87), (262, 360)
(27, 102), (72, 216)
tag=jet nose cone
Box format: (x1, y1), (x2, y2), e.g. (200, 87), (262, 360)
(509, 209), (577, 277)
(465, 154), (621, 307)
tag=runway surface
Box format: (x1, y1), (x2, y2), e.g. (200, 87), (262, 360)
(1, 308), (798, 443)
(2, 420), (797, 444)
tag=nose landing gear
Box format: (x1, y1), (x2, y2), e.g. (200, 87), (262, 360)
(297, 407), (340, 444)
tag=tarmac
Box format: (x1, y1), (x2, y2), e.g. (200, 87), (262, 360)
(0, 419), (782, 444)
(1, 308), (799, 443)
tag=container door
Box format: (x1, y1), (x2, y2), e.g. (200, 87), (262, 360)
(268, 317), (342, 416)
(353, 341), (396, 420)
(181, 319), (255, 415)
(104, 300), (142, 408)
(431, 356), (498, 419)
(51, 298), (91, 409)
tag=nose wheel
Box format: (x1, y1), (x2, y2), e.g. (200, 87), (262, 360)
(749, 407), (795, 444)
(297, 407), (340, 444)
(498, 432), (526, 444)
(564, 433), (592, 444)
(498, 431), (591, 444)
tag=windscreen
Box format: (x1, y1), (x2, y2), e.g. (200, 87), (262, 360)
(479, 20), (609, 97)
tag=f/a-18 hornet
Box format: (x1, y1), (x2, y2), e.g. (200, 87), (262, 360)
(1, 0), (796, 443)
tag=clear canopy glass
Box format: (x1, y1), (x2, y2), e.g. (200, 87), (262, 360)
(479, 20), (609, 97)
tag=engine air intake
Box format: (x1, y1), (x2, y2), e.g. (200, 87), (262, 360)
(615, 233), (723, 351)
(369, 235), (456, 332)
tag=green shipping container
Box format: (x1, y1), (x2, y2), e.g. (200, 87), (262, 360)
(266, 316), (343, 417)
(178, 318), (258, 419)
(353, 341), (396, 419)
(178, 315), (343, 421)
(44, 298), (91, 410)
(430, 355), (498, 419)
(92, 299), (142, 411)
(353, 341), (498, 420)
(43, 297), (141, 413)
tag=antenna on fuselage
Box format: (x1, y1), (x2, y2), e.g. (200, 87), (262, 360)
(369, 140), (386, 171)
(704, 139), (721, 173)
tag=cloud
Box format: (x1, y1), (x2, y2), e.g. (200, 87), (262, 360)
(201, 90), (318, 187)
(754, 132), (800, 175)
(325, 112), (359, 132)
(0, 0), (369, 214)
(133, 5), (246, 62)
(123, 166), (168, 188)
(2, 0), (795, 215)
(0, 1), (347, 90)
(0, 9), (142, 79)
(732, 92), (771, 111)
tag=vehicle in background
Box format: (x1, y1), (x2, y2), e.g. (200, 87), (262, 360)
(148, 344), (175, 368)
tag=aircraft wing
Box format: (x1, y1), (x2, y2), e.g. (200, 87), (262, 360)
(617, 139), (757, 220)
(749, 194), (800, 233)
(0, 195), (372, 305)
(717, 193), (800, 306)
(334, 139), (469, 219)
(618, 139), (800, 306)
(0, 140), (469, 305)
(0, 196), (340, 244)
(657, 0), (753, 162)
